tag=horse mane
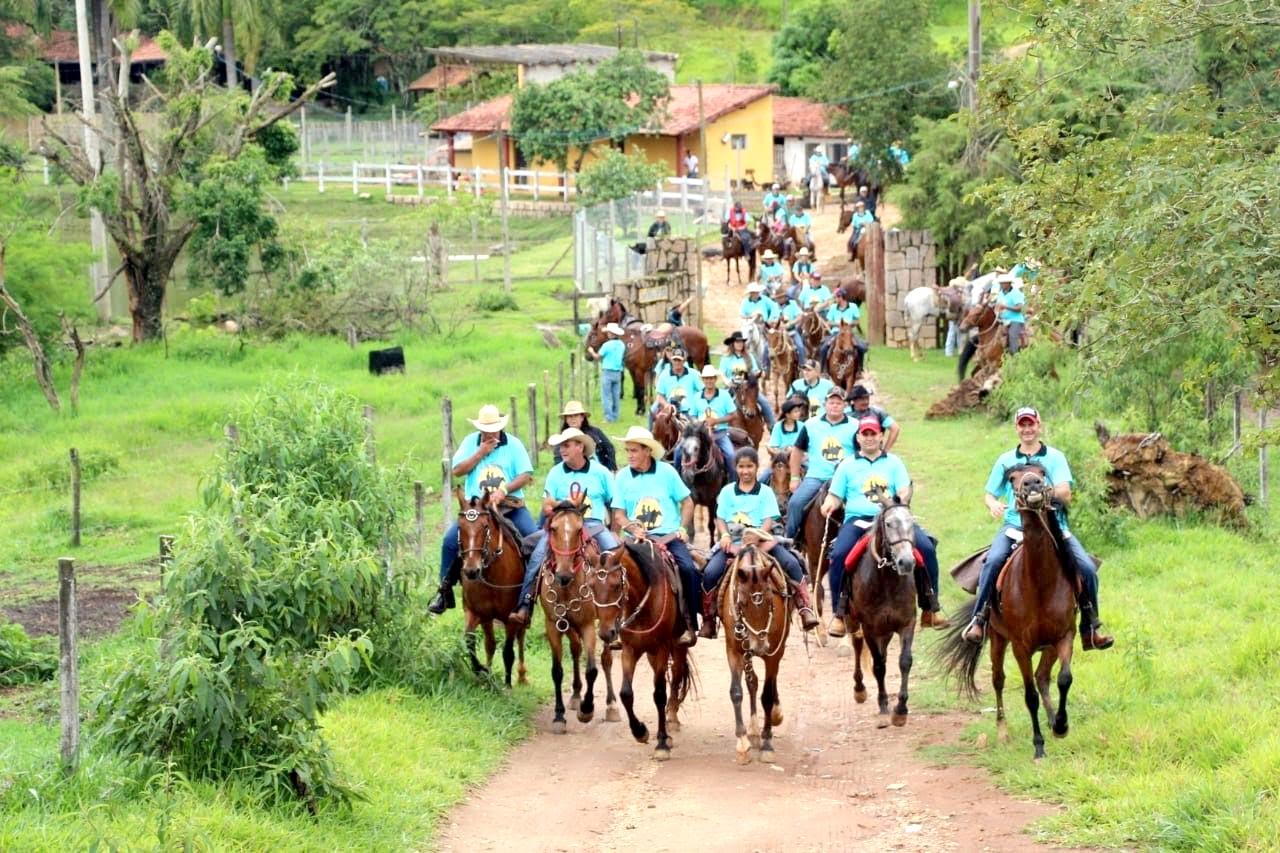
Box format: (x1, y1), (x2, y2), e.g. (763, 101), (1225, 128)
(550, 500), (582, 515)
(1043, 502), (1079, 591)
(623, 539), (666, 588)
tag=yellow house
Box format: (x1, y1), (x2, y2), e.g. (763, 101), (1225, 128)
(431, 84), (778, 192)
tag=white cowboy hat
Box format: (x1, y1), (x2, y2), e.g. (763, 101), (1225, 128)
(655, 209), (667, 218)
(469, 404), (509, 433)
(796, 247), (810, 256)
(949, 276), (968, 287)
(616, 426), (666, 458)
(761, 249), (777, 261)
(604, 322), (626, 336)
(746, 282), (764, 293)
(549, 427), (597, 458)
(996, 272), (1016, 284)
(700, 364), (721, 379)
(560, 400), (589, 417)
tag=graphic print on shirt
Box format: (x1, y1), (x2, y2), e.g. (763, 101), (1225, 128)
(821, 435), (847, 464)
(478, 465), (508, 492)
(861, 472), (889, 499)
(634, 497), (663, 530)
(731, 510), (753, 526)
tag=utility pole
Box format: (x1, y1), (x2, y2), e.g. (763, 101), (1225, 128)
(696, 80), (707, 188)
(497, 129), (512, 293)
(967, 0), (981, 112)
(74, 0), (110, 322)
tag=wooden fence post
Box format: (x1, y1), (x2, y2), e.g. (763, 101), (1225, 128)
(542, 371), (551, 446)
(1234, 391), (1243, 445)
(58, 557), (79, 771)
(1261, 410), (1270, 507)
(557, 361), (565, 417)
(363, 405), (376, 465)
(527, 383), (539, 466)
(69, 448), (81, 547)
(413, 481), (425, 561)
(158, 535), (174, 584)
(569, 352), (578, 404)
(441, 397), (455, 531)
(509, 394), (519, 437)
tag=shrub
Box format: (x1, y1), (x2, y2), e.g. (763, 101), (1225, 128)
(474, 291), (519, 313)
(0, 620), (57, 687)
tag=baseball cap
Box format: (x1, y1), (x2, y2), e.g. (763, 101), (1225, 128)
(850, 384), (871, 399)
(802, 359), (821, 371)
(1014, 406), (1040, 425)
(857, 416), (882, 434)
(825, 387), (846, 401)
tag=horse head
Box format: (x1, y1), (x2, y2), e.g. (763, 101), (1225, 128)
(1009, 462), (1052, 512)
(547, 499), (589, 588)
(457, 494), (499, 580)
(591, 547), (629, 645)
(732, 371), (761, 418)
(959, 301), (993, 333)
(584, 313), (608, 359)
(730, 545), (785, 655)
(876, 502), (917, 576)
(679, 417), (716, 480)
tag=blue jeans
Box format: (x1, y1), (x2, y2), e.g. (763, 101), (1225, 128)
(520, 519), (619, 607)
(790, 329), (807, 364)
(828, 518), (940, 608)
(945, 321), (960, 357)
(602, 369), (623, 422)
(973, 525), (1100, 622)
(664, 538), (700, 624)
(703, 543), (804, 591)
(674, 429), (737, 473)
(439, 505), (537, 584)
(758, 394), (776, 429)
(785, 476), (825, 539)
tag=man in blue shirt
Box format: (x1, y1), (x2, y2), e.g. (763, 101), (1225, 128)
(819, 416), (946, 637)
(678, 364), (739, 472)
(790, 246), (815, 290)
(774, 291), (808, 364)
(848, 200), (875, 255)
(796, 273), (833, 310)
(758, 250), (786, 293)
(721, 331), (776, 428)
(429, 404), (537, 615)
(996, 274), (1026, 354)
(698, 447), (820, 638)
(511, 428), (620, 625)
(651, 350), (701, 427)
(818, 289), (869, 367)
(847, 384), (901, 452)
(593, 322), (627, 423)
(789, 360), (836, 418)
(612, 426), (700, 645)
(740, 282), (779, 323)
(785, 388), (858, 539)
(787, 207), (813, 259)
(963, 408), (1114, 650)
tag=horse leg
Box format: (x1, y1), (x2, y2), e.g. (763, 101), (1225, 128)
(760, 661), (779, 762)
(866, 634), (891, 728)
(666, 648), (686, 732)
(745, 657), (761, 748)
(516, 628), (528, 685)
(548, 629), (567, 734)
(482, 621), (497, 673)
(852, 631), (867, 703)
(1053, 636), (1074, 739)
(568, 629), (583, 712)
(464, 611), (487, 675)
(651, 649), (672, 760)
(1034, 647), (1057, 721)
(729, 652), (752, 764)
(602, 645), (620, 722)
(990, 632), (1009, 744)
(633, 368), (646, 416)
(1013, 645), (1046, 759)
(891, 625), (915, 727)
(619, 645), (648, 743)
(501, 624), (516, 688)
(578, 627), (598, 724)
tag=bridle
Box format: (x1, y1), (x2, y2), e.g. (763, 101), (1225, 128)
(729, 547), (789, 657)
(869, 504), (916, 573)
(680, 422), (723, 477)
(591, 539), (671, 636)
(541, 499), (598, 633)
(458, 507), (521, 587)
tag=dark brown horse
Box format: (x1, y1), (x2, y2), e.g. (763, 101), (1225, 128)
(585, 308), (709, 415)
(756, 220), (788, 263)
(836, 208), (876, 266)
(540, 501), (619, 732)
(827, 162), (874, 203)
(457, 496), (529, 686)
(847, 500), (919, 728)
(768, 449), (791, 523)
(677, 419), (729, 539)
(956, 301), (1002, 382)
(798, 483), (842, 647)
(939, 464), (1078, 760)
(721, 224), (757, 285)
(651, 401), (687, 459)
(825, 322), (864, 394)
(721, 544), (791, 764)
(728, 371), (766, 448)
(837, 277), (867, 306)
(797, 309), (825, 358)
(783, 225), (815, 263)
(591, 540), (695, 760)
(764, 321), (799, 410)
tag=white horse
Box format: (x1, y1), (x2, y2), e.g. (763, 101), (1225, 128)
(743, 317), (770, 384)
(904, 285), (966, 362)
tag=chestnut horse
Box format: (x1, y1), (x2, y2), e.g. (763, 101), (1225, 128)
(728, 372), (766, 448)
(540, 501), (619, 732)
(457, 496), (528, 686)
(797, 309), (825, 359)
(764, 320), (799, 410)
(651, 402), (687, 459)
(585, 306), (709, 415)
(825, 322), (864, 394)
(847, 500), (919, 728)
(721, 224), (757, 285)
(721, 544), (791, 764)
(956, 301), (1002, 382)
(591, 540), (695, 760)
(768, 449), (791, 523)
(939, 464), (1078, 759)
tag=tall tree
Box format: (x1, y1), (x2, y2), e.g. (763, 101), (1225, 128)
(766, 1), (838, 96)
(174, 0), (270, 87)
(41, 34), (330, 341)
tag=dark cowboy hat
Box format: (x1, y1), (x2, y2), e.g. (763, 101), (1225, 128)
(781, 398), (808, 417)
(723, 331), (747, 346)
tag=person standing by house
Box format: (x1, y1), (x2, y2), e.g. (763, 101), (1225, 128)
(996, 273), (1027, 355)
(596, 323), (627, 423)
(684, 151), (699, 180)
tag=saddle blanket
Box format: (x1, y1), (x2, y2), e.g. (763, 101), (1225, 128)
(843, 532), (924, 569)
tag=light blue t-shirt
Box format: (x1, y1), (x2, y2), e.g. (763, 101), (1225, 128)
(614, 460), (691, 535)
(791, 260), (814, 279)
(759, 262), (786, 288)
(543, 459), (614, 523)
(656, 367), (701, 402)
(985, 444), (1073, 531)
(599, 338), (626, 371)
(794, 415), (858, 480)
(769, 420), (803, 450)
(830, 452), (911, 519)
(715, 482), (781, 532)
(997, 288), (1026, 324)
(453, 431), (534, 500)
(719, 352), (760, 378)
(788, 211), (812, 228)
(763, 192), (785, 213)
(851, 211), (875, 230)
(826, 303), (861, 326)
(789, 377), (836, 416)
(778, 300), (802, 323)
(740, 296), (779, 322)
(685, 388), (737, 432)
(797, 284), (832, 308)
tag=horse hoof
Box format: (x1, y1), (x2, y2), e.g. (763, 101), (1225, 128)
(749, 734), (762, 749)
(606, 706), (621, 723)
(736, 736), (752, 762)
(667, 719), (681, 733)
(759, 745), (775, 764)
(876, 716), (890, 729)
(770, 706), (784, 727)
(891, 712), (908, 728)
(1053, 724), (1069, 739)
(551, 719), (567, 735)
(854, 687), (867, 704)
(654, 746), (672, 762)
(835, 644), (852, 658)
(633, 724), (649, 744)
(569, 696), (580, 711)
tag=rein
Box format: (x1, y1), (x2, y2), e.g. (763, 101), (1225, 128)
(540, 507), (598, 633)
(592, 539), (671, 637)
(729, 551), (789, 658)
(458, 508), (523, 588)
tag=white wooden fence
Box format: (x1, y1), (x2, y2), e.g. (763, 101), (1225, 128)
(293, 161), (581, 200)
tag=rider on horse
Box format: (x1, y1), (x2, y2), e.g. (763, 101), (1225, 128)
(612, 426), (701, 646)
(796, 271), (832, 309)
(758, 250), (786, 294)
(774, 290), (807, 364)
(788, 359), (836, 418)
(429, 404), (537, 615)
(726, 202), (755, 256)
(511, 428), (621, 626)
(740, 282), (779, 325)
(677, 365), (740, 471)
(847, 200), (875, 254)
(784, 387), (859, 540)
(819, 288), (870, 365)
(698, 447), (821, 638)
(787, 206), (812, 256)
(762, 184), (786, 223)
(847, 384), (901, 452)
(721, 331), (775, 428)
(820, 416), (949, 637)
(996, 273), (1027, 355)
(762, 397), (807, 485)
(652, 350), (701, 427)
(790, 247), (815, 291)
(963, 408), (1115, 651)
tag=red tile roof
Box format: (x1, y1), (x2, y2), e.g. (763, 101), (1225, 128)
(407, 65), (476, 92)
(772, 96), (846, 138)
(431, 94), (514, 133)
(656, 84), (774, 135)
(5, 25), (168, 64)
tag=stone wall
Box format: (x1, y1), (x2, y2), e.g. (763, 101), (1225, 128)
(882, 229), (938, 349)
(610, 236), (700, 325)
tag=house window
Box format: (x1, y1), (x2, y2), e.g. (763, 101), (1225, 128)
(730, 134), (747, 150)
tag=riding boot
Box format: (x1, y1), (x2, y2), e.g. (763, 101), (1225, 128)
(508, 595), (534, 627)
(791, 579), (820, 631)
(427, 562), (460, 615)
(676, 578), (698, 647)
(698, 589), (719, 639)
(915, 575), (950, 629)
(1079, 602), (1114, 651)
(828, 584), (852, 637)
(962, 603), (989, 644)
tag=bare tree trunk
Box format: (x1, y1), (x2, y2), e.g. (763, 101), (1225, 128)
(0, 247), (61, 412)
(222, 17), (238, 89)
(124, 258), (169, 342)
(61, 315), (87, 414)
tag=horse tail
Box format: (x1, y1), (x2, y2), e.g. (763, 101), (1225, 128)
(672, 649), (697, 704)
(936, 598), (983, 701)
(957, 338), (977, 382)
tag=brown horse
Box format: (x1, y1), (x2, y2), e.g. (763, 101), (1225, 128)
(728, 372), (766, 448)
(797, 309), (825, 359)
(585, 309), (709, 415)
(721, 224), (757, 285)
(651, 402), (687, 459)
(591, 540), (695, 760)
(676, 418), (730, 538)
(847, 500), (919, 728)
(756, 220), (788, 262)
(837, 277), (867, 306)
(721, 544), (791, 764)
(783, 225), (815, 263)
(764, 321), (798, 410)
(827, 162), (875, 203)
(939, 464), (1078, 760)
(825, 322), (864, 394)
(956, 301), (1002, 382)
(798, 483), (842, 647)
(540, 501), (618, 731)
(457, 496), (529, 686)
(768, 449), (791, 523)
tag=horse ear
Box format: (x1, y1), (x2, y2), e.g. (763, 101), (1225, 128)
(458, 494), (468, 513)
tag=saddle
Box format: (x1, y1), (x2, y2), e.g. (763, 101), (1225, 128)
(645, 324), (676, 349)
(949, 536), (1100, 596)
(495, 514), (532, 558)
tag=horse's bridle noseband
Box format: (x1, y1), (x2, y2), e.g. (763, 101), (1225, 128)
(459, 507), (504, 570)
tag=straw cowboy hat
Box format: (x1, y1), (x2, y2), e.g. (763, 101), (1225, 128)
(469, 404), (509, 433)
(604, 322), (626, 336)
(700, 364), (721, 379)
(797, 247), (811, 257)
(560, 400), (590, 417)
(761, 249), (778, 261)
(949, 275), (969, 287)
(549, 427), (597, 458)
(655, 209), (667, 218)
(746, 282), (764, 293)
(616, 426), (666, 458)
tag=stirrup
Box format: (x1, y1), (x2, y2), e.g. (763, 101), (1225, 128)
(827, 616), (847, 638)
(677, 629), (698, 647)
(508, 604), (532, 627)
